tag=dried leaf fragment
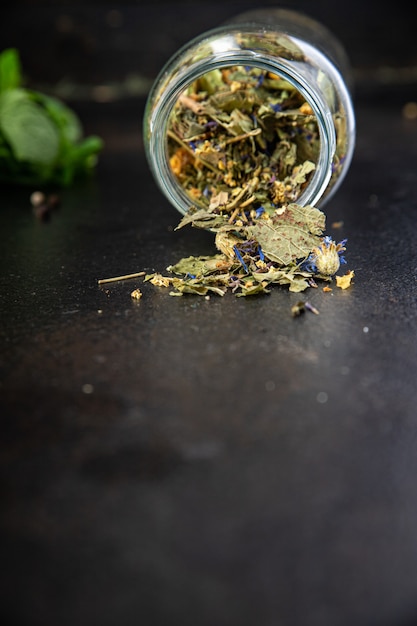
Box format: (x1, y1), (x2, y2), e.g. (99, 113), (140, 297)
(336, 270), (355, 289)
(147, 273), (171, 287)
(130, 288), (143, 300)
(291, 301), (305, 317)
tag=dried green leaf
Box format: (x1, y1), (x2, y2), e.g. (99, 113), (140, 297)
(197, 69), (224, 95)
(252, 267), (310, 292)
(168, 254), (231, 277)
(247, 221), (319, 266)
(224, 109), (254, 136)
(251, 268), (288, 283)
(246, 203), (325, 265)
(237, 282), (271, 297)
(170, 277), (226, 296)
(175, 209), (229, 231)
(291, 160), (316, 185)
(287, 277), (310, 292)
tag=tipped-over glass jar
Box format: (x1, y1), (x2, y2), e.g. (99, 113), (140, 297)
(144, 8), (355, 217)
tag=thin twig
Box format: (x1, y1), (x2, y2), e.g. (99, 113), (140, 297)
(167, 130), (218, 173)
(225, 128), (262, 144)
(98, 271), (145, 285)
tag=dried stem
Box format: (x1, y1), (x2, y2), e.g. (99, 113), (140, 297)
(98, 272), (145, 285)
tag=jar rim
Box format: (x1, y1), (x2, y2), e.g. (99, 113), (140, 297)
(146, 44), (338, 215)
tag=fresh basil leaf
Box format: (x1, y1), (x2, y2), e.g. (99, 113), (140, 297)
(0, 48), (103, 186)
(35, 92), (82, 143)
(0, 88), (59, 165)
(0, 48), (21, 93)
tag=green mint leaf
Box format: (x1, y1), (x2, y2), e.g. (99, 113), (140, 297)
(35, 92), (82, 143)
(0, 89), (59, 165)
(0, 48), (21, 93)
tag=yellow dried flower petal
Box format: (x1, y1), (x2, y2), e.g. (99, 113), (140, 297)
(150, 274), (171, 287)
(336, 270), (355, 289)
(130, 288), (143, 300)
(299, 102), (313, 115)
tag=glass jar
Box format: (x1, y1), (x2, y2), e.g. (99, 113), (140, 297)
(144, 8), (355, 217)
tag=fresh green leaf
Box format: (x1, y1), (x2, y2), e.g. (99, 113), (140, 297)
(0, 48), (103, 186)
(0, 48), (21, 93)
(36, 92), (82, 143)
(0, 88), (59, 164)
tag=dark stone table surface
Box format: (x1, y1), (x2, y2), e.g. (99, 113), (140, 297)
(1, 3), (417, 625)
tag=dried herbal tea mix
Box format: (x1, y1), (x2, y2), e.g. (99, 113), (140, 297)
(100, 67), (354, 301)
(144, 202), (351, 298)
(167, 65), (319, 212)
(137, 67), (354, 299)
(136, 6), (357, 301)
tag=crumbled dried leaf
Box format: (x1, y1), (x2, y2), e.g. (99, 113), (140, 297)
(236, 281), (271, 297)
(146, 273), (172, 287)
(168, 254), (231, 277)
(336, 270), (354, 289)
(288, 277), (311, 292)
(170, 277), (227, 296)
(291, 301), (305, 317)
(139, 202), (352, 301)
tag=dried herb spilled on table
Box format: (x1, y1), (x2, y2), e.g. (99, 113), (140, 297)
(0, 48), (103, 186)
(98, 66), (354, 301)
(144, 202), (351, 297)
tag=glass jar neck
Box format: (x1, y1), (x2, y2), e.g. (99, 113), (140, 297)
(145, 20), (355, 215)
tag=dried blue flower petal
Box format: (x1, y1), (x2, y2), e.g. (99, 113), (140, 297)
(233, 245), (249, 273)
(270, 103), (282, 113)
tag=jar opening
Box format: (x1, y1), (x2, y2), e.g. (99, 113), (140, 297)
(166, 64), (323, 217)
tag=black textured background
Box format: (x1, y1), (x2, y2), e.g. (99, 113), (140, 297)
(1, 2), (417, 625)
